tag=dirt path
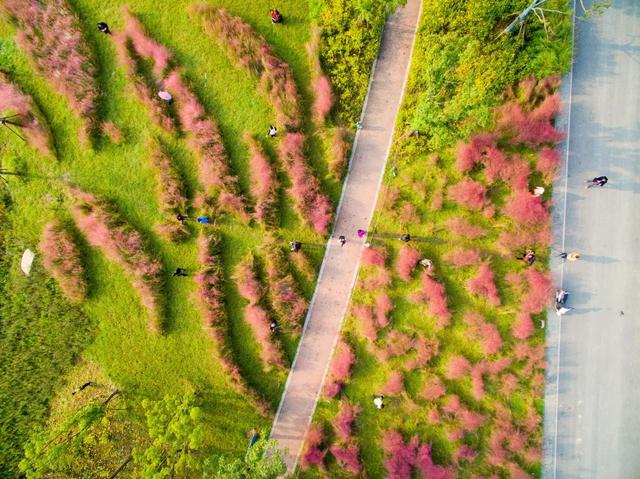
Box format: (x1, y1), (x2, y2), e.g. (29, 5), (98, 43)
(269, 0), (422, 472)
(544, 1), (640, 477)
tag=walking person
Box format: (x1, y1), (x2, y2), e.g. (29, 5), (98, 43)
(158, 90), (173, 104)
(173, 268), (188, 277)
(373, 395), (385, 410)
(585, 175), (608, 188)
(517, 249), (536, 266)
(197, 216), (210, 224)
(270, 9), (283, 24)
(567, 252), (580, 261)
(357, 229), (366, 239)
(268, 125), (277, 137)
(97, 22), (111, 34)
(400, 233), (411, 243)
(270, 320), (279, 332)
(176, 213), (188, 222)
(289, 241), (301, 252)
(338, 235), (346, 247)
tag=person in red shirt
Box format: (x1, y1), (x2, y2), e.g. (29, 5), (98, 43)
(271, 9), (283, 24)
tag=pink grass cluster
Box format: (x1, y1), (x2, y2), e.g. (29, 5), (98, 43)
(313, 75), (334, 124)
(446, 355), (471, 380)
(301, 423), (326, 471)
(420, 271), (451, 328)
(39, 220), (87, 302)
(353, 304), (377, 341)
(512, 312), (535, 340)
(279, 133), (332, 234)
(447, 179), (487, 210)
(329, 128), (350, 179)
(395, 245), (420, 281)
(415, 444), (454, 479)
(196, 6), (302, 130)
(406, 337), (439, 370)
(164, 70), (248, 219)
(333, 401), (361, 443)
(195, 233), (271, 416)
(496, 225), (552, 255)
(537, 146), (561, 181)
(0, 73), (52, 156)
(385, 330), (414, 357)
(330, 444), (362, 475)
(362, 246), (387, 267)
(360, 267), (392, 290)
(235, 253), (285, 368)
(264, 241), (308, 332)
(150, 145), (189, 241)
(101, 121), (123, 144)
(467, 263), (501, 306)
(497, 94), (563, 147)
(381, 370), (405, 396)
(455, 132), (496, 172)
(114, 11), (175, 131)
(70, 188), (163, 333)
(243, 132), (278, 225)
(324, 340), (355, 399)
(443, 217), (486, 239)
(420, 375), (446, 401)
(290, 249), (316, 281)
(463, 311), (502, 355)
(5, 0), (98, 136)
(444, 248), (481, 268)
(375, 292), (393, 328)
(521, 268), (553, 314)
(503, 190), (550, 226)
(382, 431), (418, 479)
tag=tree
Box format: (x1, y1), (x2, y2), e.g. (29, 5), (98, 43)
(204, 437), (288, 479)
(133, 391), (206, 478)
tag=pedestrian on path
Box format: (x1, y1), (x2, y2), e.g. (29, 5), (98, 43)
(555, 304), (572, 316)
(567, 252), (580, 261)
(268, 125), (277, 137)
(173, 268), (188, 277)
(586, 176), (608, 188)
(373, 395), (385, 409)
(357, 229), (366, 238)
(400, 233), (411, 243)
(556, 289), (569, 305)
(338, 235), (346, 247)
(290, 241), (301, 252)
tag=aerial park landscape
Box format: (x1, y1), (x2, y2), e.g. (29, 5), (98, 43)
(1, 0), (630, 478)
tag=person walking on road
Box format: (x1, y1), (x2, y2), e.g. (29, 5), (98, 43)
(338, 235), (346, 247)
(567, 252), (581, 261)
(357, 229), (366, 239)
(586, 175), (608, 188)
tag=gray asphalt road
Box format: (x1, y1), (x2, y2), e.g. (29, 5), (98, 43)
(543, 1), (640, 478)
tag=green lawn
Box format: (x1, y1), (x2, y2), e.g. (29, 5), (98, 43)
(0, 0), (344, 475)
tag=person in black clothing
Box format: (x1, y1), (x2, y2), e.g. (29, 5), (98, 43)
(177, 214), (188, 222)
(400, 234), (411, 243)
(270, 320), (279, 332)
(173, 268), (188, 277)
(97, 22), (111, 34)
(586, 175), (608, 188)
(338, 235), (346, 247)
(290, 241), (301, 252)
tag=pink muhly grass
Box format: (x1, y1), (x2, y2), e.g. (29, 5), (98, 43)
(70, 188), (164, 333)
(467, 263), (501, 306)
(243, 132), (278, 225)
(290, 249), (316, 281)
(264, 241), (308, 331)
(385, 330), (414, 357)
(301, 423), (326, 471)
(329, 128), (350, 180)
(459, 409), (486, 432)
(196, 233), (271, 416)
(444, 217), (486, 239)
(196, 6), (302, 129)
(324, 340), (355, 398)
(446, 355), (471, 380)
(381, 370), (404, 396)
(164, 70), (248, 219)
(313, 75), (333, 124)
(333, 401), (361, 443)
(470, 367), (485, 400)
(522, 268), (553, 314)
(420, 271), (451, 328)
(497, 95), (563, 147)
(407, 337), (439, 370)
(5, 0), (98, 135)
(496, 226), (552, 255)
(448, 179), (487, 210)
(353, 304), (377, 341)
(234, 253), (262, 304)
(512, 312), (535, 340)
(122, 9), (172, 78)
(455, 132), (496, 172)
(442, 395), (462, 416)
(39, 220), (87, 302)
(101, 121), (123, 144)
(463, 312), (502, 355)
(245, 304), (286, 368)
(420, 375), (445, 401)
(0, 73), (52, 157)
(362, 246), (387, 267)
(330, 443), (362, 475)
(537, 146), (561, 181)
(444, 248), (481, 268)
(360, 267), (392, 290)
(382, 431), (418, 479)
(415, 443), (454, 479)
(455, 444), (478, 463)
(279, 133), (332, 234)
(503, 190), (550, 226)
(150, 144), (189, 241)
(375, 292), (393, 328)
(395, 245), (420, 281)
(431, 190), (444, 211)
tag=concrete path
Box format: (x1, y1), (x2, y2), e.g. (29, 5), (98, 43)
(270, 0), (422, 472)
(543, 1), (640, 478)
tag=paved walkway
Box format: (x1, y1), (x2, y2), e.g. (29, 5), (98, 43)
(543, 1), (640, 478)
(270, 0), (422, 472)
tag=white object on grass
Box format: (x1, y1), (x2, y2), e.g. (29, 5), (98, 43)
(21, 249), (35, 275)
